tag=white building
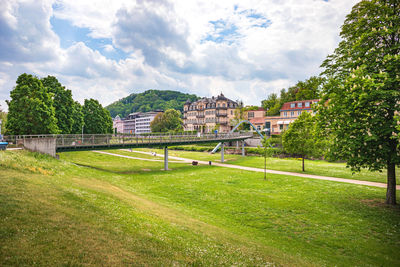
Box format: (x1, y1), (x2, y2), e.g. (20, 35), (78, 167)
(113, 111), (162, 134)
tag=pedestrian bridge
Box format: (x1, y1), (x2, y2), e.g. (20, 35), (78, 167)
(4, 132), (253, 170)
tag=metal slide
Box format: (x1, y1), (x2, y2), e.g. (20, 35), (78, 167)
(211, 120), (264, 154)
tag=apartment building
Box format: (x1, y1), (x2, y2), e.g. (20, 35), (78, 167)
(183, 93), (238, 133)
(112, 111), (163, 134)
(247, 108), (267, 131)
(265, 99), (319, 134)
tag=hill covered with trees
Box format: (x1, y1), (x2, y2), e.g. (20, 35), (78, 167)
(106, 90), (199, 118)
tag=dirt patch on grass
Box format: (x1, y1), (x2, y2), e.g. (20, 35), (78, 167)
(360, 199), (400, 210)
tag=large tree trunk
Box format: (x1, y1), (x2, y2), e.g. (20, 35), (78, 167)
(386, 162), (396, 205)
(302, 156), (305, 172)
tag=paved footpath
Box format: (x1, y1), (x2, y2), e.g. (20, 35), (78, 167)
(107, 150), (400, 190)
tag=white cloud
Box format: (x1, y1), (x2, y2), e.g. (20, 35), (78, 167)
(0, 0), (360, 112)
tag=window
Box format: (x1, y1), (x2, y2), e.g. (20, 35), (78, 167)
(291, 111), (294, 117)
(223, 103), (226, 107)
(280, 124), (283, 130)
(290, 103), (295, 108)
(248, 112), (254, 118)
(298, 111), (301, 115)
(305, 102), (310, 107)
(284, 112), (287, 117)
(298, 102), (302, 108)
(231, 110), (233, 115)
(257, 126), (261, 130)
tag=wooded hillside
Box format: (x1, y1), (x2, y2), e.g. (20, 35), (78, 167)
(106, 90), (199, 118)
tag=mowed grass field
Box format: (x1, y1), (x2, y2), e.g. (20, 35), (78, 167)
(1, 150), (399, 266)
(133, 148), (400, 184)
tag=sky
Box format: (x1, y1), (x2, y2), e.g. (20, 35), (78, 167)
(0, 0), (359, 111)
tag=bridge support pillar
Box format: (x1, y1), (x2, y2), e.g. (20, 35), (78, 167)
(242, 141), (245, 157)
(164, 146), (168, 171)
(221, 143), (224, 163)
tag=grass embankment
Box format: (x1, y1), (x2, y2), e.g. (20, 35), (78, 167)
(1, 150), (400, 266)
(132, 148), (399, 184)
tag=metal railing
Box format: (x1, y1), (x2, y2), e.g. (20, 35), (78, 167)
(4, 132), (253, 149)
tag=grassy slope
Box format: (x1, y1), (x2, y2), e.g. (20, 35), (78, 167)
(133, 148), (399, 184)
(1, 150), (400, 266)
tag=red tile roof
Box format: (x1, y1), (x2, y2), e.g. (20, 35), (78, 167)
(280, 99), (319, 111)
(249, 117), (265, 124)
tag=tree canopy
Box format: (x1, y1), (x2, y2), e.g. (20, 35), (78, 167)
(5, 74), (59, 135)
(316, 0), (400, 205)
(282, 112), (319, 172)
(41, 76), (75, 134)
(150, 109), (183, 133)
(106, 90), (199, 118)
(83, 99), (113, 134)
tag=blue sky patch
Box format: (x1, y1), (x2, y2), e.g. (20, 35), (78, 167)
(50, 17), (128, 61)
(203, 19), (240, 44)
(239, 9), (271, 28)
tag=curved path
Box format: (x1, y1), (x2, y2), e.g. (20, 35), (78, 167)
(102, 149), (400, 190)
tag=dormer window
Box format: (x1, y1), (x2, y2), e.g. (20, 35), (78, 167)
(305, 102), (310, 107)
(290, 103), (295, 108)
(298, 103), (302, 108)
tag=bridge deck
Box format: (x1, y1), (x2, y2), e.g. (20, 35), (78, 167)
(5, 132), (253, 152)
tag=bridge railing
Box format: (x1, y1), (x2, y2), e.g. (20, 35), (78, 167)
(4, 132), (252, 148)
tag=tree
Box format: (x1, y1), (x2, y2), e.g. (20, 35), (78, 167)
(71, 101), (84, 134)
(282, 112), (318, 172)
(41, 76), (75, 134)
(150, 109), (183, 133)
(0, 105), (6, 135)
(262, 93), (280, 115)
(231, 100), (248, 130)
(82, 99), (113, 134)
(316, 0), (400, 205)
(6, 73), (59, 135)
(261, 137), (276, 180)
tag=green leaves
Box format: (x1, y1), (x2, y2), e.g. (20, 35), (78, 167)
(317, 0), (400, 203)
(6, 74), (59, 135)
(82, 99), (113, 134)
(150, 109), (183, 133)
(106, 90), (199, 118)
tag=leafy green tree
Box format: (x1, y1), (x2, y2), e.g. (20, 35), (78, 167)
(262, 93), (280, 115)
(295, 76), (324, 101)
(316, 0), (400, 205)
(6, 73), (59, 135)
(41, 76), (75, 134)
(0, 105), (6, 135)
(150, 113), (164, 132)
(150, 109), (183, 132)
(71, 101), (84, 134)
(231, 100), (248, 130)
(282, 112), (318, 172)
(82, 99), (113, 134)
(261, 137), (276, 180)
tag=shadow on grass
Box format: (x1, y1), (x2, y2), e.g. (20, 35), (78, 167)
(72, 162), (203, 176)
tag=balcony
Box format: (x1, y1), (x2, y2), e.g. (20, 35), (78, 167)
(196, 114), (205, 118)
(216, 113), (227, 117)
(216, 106), (228, 110)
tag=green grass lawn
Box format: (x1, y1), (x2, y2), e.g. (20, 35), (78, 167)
(1, 150), (400, 266)
(132, 148), (399, 184)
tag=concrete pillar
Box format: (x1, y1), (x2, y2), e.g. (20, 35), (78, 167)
(221, 142), (224, 163)
(164, 146), (168, 171)
(242, 141), (245, 157)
